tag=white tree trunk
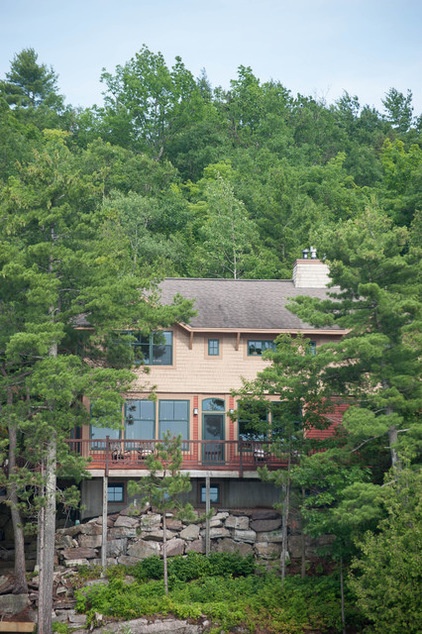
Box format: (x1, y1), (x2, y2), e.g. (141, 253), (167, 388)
(37, 433), (57, 634)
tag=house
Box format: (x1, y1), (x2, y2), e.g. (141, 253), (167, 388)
(75, 255), (348, 519)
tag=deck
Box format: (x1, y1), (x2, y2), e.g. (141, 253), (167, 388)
(66, 438), (289, 477)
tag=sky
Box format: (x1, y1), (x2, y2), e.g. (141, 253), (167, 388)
(1, 0), (421, 115)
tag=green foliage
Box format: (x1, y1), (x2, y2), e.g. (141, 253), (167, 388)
(349, 468), (422, 633)
(131, 551), (255, 583)
(75, 569), (360, 633)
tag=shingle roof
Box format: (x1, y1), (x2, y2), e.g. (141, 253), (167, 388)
(159, 278), (341, 332)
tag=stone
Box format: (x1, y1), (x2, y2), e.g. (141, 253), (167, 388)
(287, 535), (306, 558)
(140, 513), (162, 531)
(127, 539), (160, 559)
(185, 538), (205, 554)
(62, 547), (98, 560)
(165, 518), (183, 531)
(254, 542), (282, 560)
(164, 538), (185, 557)
(214, 538), (253, 556)
(106, 538), (127, 558)
(142, 529), (176, 542)
(108, 526), (137, 539)
(57, 524), (82, 538)
(255, 530), (284, 543)
(225, 515), (250, 530)
(233, 529), (257, 544)
(79, 521), (104, 535)
(78, 534), (103, 548)
(0, 593), (30, 616)
(55, 533), (76, 549)
(64, 558), (90, 567)
(251, 509), (281, 521)
(180, 523), (200, 541)
(114, 515), (139, 528)
(208, 526), (230, 539)
(250, 518), (282, 532)
(0, 574), (15, 594)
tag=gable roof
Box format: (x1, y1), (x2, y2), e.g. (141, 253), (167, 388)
(159, 277), (343, 334)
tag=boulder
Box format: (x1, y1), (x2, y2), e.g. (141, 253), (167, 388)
(233, 529), (257, 544)
(127, 539), (160, 560)
(250, 518), (282, 532)
(180, 524), (200, 541)
(224, 515), (250, 530)
(164, 538), (185, 557)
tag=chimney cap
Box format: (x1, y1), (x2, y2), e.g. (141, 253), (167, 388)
(310, 246), (317, 259)
(302, 248), (310, 259)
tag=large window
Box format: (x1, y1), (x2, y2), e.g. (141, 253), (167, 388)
(247, 340), (275, 356)
(159, 400), (189, 440)
(131, 331), (173, 365)
(238, 401), (268, 441)
(271, 402), (302, 445)
(125, 400), (155, 441)
(90, 422), (120, 449)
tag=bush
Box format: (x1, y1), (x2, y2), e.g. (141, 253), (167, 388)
(131, 551), (255, 583)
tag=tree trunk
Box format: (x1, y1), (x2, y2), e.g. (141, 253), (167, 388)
(300, 488), (306, 579)
(340, 558), (346, 634)
(163, 513), (168, 595)
(37, 433), (57, 634)
(280, 456), (291, 582)
(8, 416), (28, 594)
(388, 424), (400, 469)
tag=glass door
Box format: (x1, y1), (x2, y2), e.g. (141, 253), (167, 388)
(203, 414), (225, 463)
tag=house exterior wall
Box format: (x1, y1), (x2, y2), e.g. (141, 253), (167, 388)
(130, 326), (338, 395)
(80, 477), (280, 520)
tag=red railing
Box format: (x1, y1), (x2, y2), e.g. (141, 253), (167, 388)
(65, 438), (289, 476)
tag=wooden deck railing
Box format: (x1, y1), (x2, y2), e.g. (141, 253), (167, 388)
(65, 438), (289, 476)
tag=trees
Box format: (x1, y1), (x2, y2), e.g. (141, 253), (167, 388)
(234, 333), (339, 580)
(0, 129), (193, 630)
(350, 469), (422, 633)
(0, 48), (62, 109)
(128, 432), (195, 594)
(291, 208), (422, 470)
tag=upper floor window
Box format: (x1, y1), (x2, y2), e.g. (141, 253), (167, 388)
(208, 338), (220, 356)
(247, 340), (275, 356)
(131, 331), (173, 365)
(308, 341), (317, 355)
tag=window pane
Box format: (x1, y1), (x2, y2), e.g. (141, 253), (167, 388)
(125, 400), (155, 441)
(238, 401), (268, 441)
(200, 484), (220, 503)
(248, 340), (275, 355)
(208, 339), (219, 355)
(90, 425), (120, 448)
(159, 400), (189, 441)
(202, 398), (225, 411)
(108, 484), (124, 502)
(159, 420), (188, 440)
(174, 400), (188, 420)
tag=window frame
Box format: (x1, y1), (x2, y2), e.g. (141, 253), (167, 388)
(128, 330), (173, 365)
(200, 482), (221, 505)
(107, 482), (124, 503)
(207, 338), (220, 356)
(247, 339), (276, 356)
(158, 399), (190, 441)
(125, 399), (156, 442)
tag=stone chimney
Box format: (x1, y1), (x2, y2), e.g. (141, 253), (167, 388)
(293, 248), (330, 288)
